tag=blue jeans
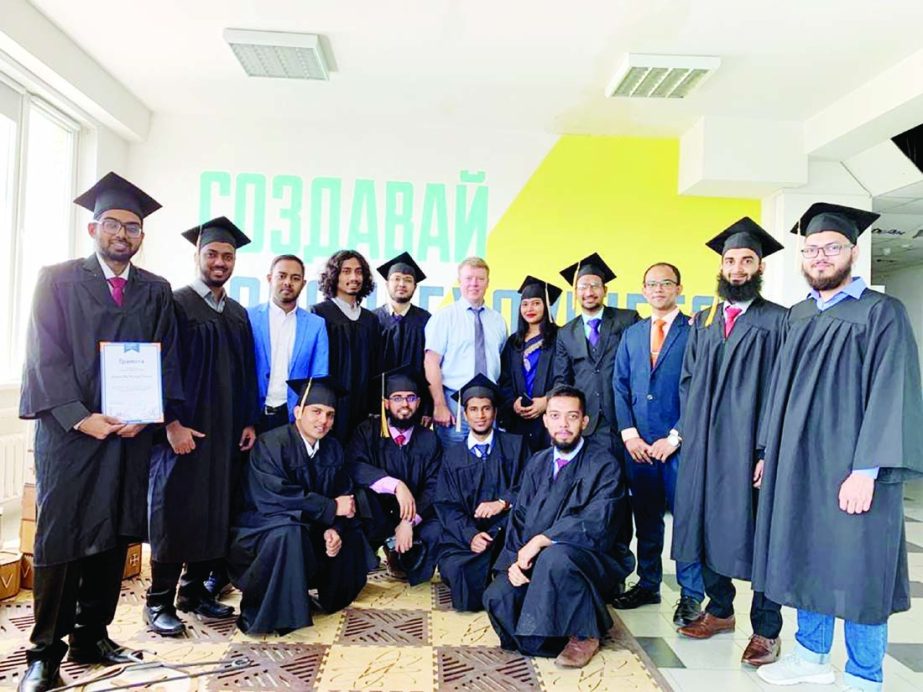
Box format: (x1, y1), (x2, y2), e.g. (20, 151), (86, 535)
(795, 609), (887, 691)
(434, 387), (470, 447)
(624, 453), (705, 601)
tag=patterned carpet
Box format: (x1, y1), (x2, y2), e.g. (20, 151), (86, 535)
(0, 556), (671, 691)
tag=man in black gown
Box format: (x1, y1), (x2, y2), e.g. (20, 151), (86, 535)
(435, 374), (527, 611)
(18, 173), (183, 692)
(229, 377), (377, 635)
(754, 204), (923, 691)
(373, 252), (431, 384)
(346, 365), (442, 584)
(672, 218), (786, 667)
(312, 250), (382, 443)
(483, 385), (631, 669)
(143, 217), (259, 637)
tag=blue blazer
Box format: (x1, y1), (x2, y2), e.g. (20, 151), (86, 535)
(613, 313), (690, 443)
(247, 302), (330, 420)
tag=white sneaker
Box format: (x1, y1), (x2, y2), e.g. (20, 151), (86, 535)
(756, 652), (836, 686)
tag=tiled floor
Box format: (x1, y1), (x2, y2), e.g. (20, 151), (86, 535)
(617, 479), (923, 691)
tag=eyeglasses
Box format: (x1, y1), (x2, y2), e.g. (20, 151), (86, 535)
(800, 243), (853, 258)
(643, 280), (678, 289)
(95, 217), (143, 238)
(388, 394), (419, 405)
(576, 282), (603, 291)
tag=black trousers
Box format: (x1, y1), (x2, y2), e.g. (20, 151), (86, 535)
(28, 543), (128, 664)
(702, 562), (783, 638)
(147, 559), (219, 606)
(256, 405), (289, 436)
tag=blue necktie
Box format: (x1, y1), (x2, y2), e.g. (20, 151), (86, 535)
(393, 313), (404, 325)
(473, 443), (490, 459)
(587, 318), (602, 349)
(472, 307), (488, 376)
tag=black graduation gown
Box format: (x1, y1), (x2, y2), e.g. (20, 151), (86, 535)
(19, 256), (183, 567)
(752, 292), (923, 624)
(312, 300), (382, 443)
(498, 334), (557, 452)
(671, 297), (787, 580)
(482, 443), (631, 657)
(373, 303), (432, 416)
(228, 426), (377, 634)
(346, 416), (442, 585)
(149, 286), (259, 563)
(434, 432), (528, 611)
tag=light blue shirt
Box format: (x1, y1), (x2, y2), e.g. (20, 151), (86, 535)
(424, 298), (508, 390)
(580, 309), (604, 341)
(807, 277), (878, 480)
(191, 277), (226, 313)
(552, 437), (585, 479)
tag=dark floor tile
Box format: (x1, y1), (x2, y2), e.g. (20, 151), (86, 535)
(906, 542), (923, 554)
(661, 574), (680, 592)
(636, 636), (686, 669)
(887, 643), (923, 673)
(910, 581), (923, 598)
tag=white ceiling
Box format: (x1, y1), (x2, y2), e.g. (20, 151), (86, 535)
(26, 0), (923, 135)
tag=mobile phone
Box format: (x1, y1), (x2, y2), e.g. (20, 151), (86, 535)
(520, 395), (534, 408)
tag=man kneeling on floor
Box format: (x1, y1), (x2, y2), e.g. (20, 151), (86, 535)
(228, 377), (377, 634)
(483, 384), (631, 668)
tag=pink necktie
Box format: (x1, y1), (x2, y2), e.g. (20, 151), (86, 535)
(394, 433), (406, 447)
(724, 305), (742, 338)
(108, 277), (127, 307)
(554, 457), (570, 479)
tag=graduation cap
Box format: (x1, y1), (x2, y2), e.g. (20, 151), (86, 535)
(560, 253), (616, 315)
(789, 203), (879, 244)
(73, 171), (162, 220)
(706, 217), (784, 259)
(376, 364), (427, 438)
(451, 373), (500, 407)
(377, 252), (426, 283)
(181, 216), (251, 249)
(518, 275), (563, 310)
(287, 377), (344, 412)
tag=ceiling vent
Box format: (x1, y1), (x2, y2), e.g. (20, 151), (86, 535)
(224, 29), (331, 80)
(605, 54), (720, 99)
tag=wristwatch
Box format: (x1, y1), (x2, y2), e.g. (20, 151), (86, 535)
(667, 429), (682, 448)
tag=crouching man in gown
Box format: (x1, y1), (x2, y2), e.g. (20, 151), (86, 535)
(228, 377), (377, 634)
(483, 384), (632, 668)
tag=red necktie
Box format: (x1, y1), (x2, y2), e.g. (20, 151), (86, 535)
(108, 277), (127, 307)
(724, 305), (742, 338)
(394, 433), (406, 447)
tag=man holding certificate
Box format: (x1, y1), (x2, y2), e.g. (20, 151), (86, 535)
(18, 172), (184, 692)
(144, 216), (260, 637)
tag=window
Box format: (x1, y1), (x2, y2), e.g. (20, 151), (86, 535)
(0, 76), (78, 383)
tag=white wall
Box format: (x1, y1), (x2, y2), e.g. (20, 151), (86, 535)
(881, 264), (923, 377)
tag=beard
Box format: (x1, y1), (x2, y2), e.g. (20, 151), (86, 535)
(716, 271), (762, 303)
(554, 434), (582, 453)
(387, 409), (419, 431)
(802, 262), (852, 292)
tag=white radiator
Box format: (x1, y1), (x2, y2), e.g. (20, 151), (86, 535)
(0, 433), (27, 504)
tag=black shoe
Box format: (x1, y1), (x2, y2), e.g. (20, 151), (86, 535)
(67, 638), (142, 666)
(143, 603), (187, 637)
(17, 660), (62, 692)
(672, 595), (703, 627)
(610, 583), (661, 609)
(177, 595), (234, 619)
(203, 572), (233, 599)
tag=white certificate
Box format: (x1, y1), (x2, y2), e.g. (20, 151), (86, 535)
(100, 342), (164, 424)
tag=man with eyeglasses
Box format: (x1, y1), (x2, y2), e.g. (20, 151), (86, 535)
(612, 263), (705, 627)
(434, 374), (528, 611)
(753, 204), (923, 692)
(18, 173), (183, 692)
(347, 365), (443, 583)
(553, 253), (640, 596)
(672, 218), (786, 667)
(373, 253), (432, 423)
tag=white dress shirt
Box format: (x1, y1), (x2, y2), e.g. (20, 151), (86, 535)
(265, 301), (298, 407)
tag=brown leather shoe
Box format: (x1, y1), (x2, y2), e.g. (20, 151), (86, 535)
(554, 637), (600, 668)
(677, 612), (736, 639)
(741, 634), (780, 667)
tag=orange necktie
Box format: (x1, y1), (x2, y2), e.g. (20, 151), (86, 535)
(651, 319), (666, 366)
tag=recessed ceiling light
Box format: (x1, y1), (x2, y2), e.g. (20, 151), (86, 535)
(605, 54), (720, 99)
(224, 29), (331, 80)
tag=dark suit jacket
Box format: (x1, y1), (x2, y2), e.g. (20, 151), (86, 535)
(553, 306), (641, 435)
(613, 313), (690, 443)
